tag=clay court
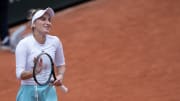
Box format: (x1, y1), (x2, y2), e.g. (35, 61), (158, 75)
(0, 0), (180, 100)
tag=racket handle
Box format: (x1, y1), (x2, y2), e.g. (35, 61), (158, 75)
(60, 85), (68, 93)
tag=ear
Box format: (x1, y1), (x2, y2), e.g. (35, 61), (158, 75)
(31, 23), (35, 28)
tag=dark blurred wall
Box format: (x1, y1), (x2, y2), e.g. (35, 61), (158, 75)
(8, 0), (89, 27)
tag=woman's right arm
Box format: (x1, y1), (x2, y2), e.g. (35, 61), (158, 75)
(20, 70), (33, 80)
(15, 41), (33, 80)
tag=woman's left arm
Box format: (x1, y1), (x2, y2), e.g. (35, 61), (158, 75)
(53, 65), (66, 86)
(56, 65), (66, 80)
(54, 37), (66, 86)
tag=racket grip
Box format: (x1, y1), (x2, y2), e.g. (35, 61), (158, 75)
(60, 85), (68, 93)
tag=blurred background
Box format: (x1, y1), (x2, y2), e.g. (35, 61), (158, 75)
(8, 0), (89, 27)
(0, 0), (180, 101)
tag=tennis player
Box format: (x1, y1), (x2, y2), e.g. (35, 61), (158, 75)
(15, 7), (66, 101)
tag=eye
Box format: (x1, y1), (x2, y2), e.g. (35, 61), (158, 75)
(39, 17), (46, 21)
(48, 18), (51, 22)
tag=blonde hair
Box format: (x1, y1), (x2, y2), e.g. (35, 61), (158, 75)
(27, 8), (41, 20)
(27, 8), (41, 31)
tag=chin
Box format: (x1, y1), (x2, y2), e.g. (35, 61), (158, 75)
(44, 30), (50, 34)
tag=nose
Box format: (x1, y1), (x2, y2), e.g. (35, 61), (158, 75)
(45, 19), (51, 25)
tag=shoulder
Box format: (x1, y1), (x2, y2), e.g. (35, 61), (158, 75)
(47, 34), (59, 40)
(19, 34), (33, 44)
(17, 34), (33, 46)
(47, 34), (63, 48)
(47, 34), (62, 43)
(15, 34), (33, 53)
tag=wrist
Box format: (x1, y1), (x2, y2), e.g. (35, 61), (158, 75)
(57, 73), (64, 81)
(59, 72), (64, 75)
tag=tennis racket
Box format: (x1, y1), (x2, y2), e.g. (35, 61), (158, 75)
(33, 52), (68, 93)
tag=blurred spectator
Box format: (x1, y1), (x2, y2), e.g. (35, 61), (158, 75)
(0, 0), (26, 52)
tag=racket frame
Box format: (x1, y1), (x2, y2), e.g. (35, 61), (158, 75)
(33, 52), (55, 86)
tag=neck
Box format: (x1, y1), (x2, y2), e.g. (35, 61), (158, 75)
(33, 32), (46, 44)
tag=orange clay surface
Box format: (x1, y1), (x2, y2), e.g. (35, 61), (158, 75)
(0, 0), (180, 101)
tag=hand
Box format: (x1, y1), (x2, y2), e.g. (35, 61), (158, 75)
(34, 57), (43, 74)
(53, 74), (63, 86)
(53, 79), (62, 86)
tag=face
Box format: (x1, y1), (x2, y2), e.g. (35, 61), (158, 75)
(33, 12), (52, 34)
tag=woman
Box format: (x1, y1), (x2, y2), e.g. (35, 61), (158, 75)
(15, 7), (66, 101)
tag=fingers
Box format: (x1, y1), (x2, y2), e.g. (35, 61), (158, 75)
(34, 57), (43, 74)
(53, 79), (62, 86)
(33, 57), (43, 66)
(38, 58), (43, 67)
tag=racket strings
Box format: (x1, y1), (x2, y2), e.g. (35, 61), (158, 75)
(34, 53), (53, 85)
(33, 53), (68, 93)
